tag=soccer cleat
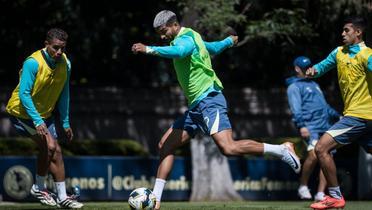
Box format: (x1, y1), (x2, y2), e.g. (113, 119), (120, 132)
(30, 184), (57, 206)
(310, 195), (345, 209)
(281, 142), (301, 174)
(298, 186), (312, 200)
(57, 196), (84, 209)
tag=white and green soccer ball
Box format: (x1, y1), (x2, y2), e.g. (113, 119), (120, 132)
(128, 187), (156, 210)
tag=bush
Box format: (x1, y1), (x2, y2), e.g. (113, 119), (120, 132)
(0, 138), (148, 156)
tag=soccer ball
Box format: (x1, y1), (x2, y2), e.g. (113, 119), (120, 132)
(128, 187), (156, 210)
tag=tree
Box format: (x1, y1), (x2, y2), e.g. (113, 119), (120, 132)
(190, 136), (242, 201)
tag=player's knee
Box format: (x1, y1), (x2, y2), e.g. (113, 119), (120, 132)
(54, 145), (62, 155)
(314, 144), (325, 158)
(47, 144), (56, 156)
(308, 150), (318, 160)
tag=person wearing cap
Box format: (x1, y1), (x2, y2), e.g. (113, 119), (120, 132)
(132, 10), (303, 210)
(286, 56), (340, 202)
(306, 16), (372, 209)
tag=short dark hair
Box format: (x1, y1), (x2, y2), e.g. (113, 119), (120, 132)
(344, 16), (367, 33)
(46, 28), (68, 42)
(165, 16), (178, 26)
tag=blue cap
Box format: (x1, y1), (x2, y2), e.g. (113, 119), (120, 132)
(293, 56), (311, 69)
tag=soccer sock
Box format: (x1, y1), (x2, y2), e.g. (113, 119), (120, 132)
(35, 174), (46, 190)
(55, 181), (67, 201)
(153, 178), (166, 202)
(328, 186), (342, 199)
(263, 143), (284, 157)
(315, 191), (325, 198)
(298, 185), (309, 190)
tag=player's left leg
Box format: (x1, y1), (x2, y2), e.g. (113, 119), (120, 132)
(41, 120), (83, 209)
(154, 117), (193, 210)
(314, 133), (339, 190)
(310, 133), (345, 209)
(48, 141), (83, 209)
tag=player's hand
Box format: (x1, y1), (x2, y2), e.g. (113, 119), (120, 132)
(36, 123), (49, 136)
(305, 67), (317, 78)
(300, 127), (310, 139)
(132, 43), (147, 54)
(230, 35), (238, 45)
(64, 127), (74, 142)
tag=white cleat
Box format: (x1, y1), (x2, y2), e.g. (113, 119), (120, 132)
(281, 142), (301, 174)
(30, 184), (57, 206)
(57, 197), (84, 209)
(298, 186), (312, 200)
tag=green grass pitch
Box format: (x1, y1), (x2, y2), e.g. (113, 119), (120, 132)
(0, 201), (371, 210)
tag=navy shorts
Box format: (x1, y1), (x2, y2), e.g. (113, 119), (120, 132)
(9, 115), (58, 139)
(172, 92), (232, 137)
(326, 116), (372, 151)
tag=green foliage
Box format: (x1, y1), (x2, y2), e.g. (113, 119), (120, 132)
(0, 138), (148, 156)
(245, 8), (316, 45)
(0, 137), (38, 156)
(168, 0), (246, 39)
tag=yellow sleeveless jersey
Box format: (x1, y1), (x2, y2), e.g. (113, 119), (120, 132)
(336, 45), (372, 119)
(6, 50), (68, 120)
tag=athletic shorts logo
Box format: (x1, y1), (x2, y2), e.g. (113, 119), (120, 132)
(3, 165), (33, 200)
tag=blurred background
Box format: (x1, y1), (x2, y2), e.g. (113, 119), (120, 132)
(0, 0), (371, 204)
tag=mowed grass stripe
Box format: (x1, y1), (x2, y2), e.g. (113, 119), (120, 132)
(0, 201), (371, 210)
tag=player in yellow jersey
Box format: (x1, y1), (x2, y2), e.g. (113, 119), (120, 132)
(6, 28), (83, 209)
(306, 16), (372, 209)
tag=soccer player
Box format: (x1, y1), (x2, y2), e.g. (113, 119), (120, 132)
(6, 28), (83, 209)
(286, 56), (340, 201)
(132, 10), (302, 210)
(306, 16), (372, 209)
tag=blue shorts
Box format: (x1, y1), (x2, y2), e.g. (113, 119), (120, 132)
(172, 92), (232, 137)
(326, 116), (372, 151)
(9, 115), (58, 139)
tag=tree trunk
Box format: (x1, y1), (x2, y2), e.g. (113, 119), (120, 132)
(190, 135), (242, 201)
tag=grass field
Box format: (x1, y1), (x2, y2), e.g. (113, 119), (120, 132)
(0, 201), (371, 210)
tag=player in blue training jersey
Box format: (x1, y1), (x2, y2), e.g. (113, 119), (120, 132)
(6, 28), (83, 209)
(132, 10), (303, 210)
(286, 56), (340, 201)
(306, 16), (372, 209)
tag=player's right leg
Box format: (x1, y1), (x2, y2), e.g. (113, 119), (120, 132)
(8, 116), (57, 206)
(212, 129), (301, 174)
(194, 92), (301, 173)
(154, 127), (191, 210)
